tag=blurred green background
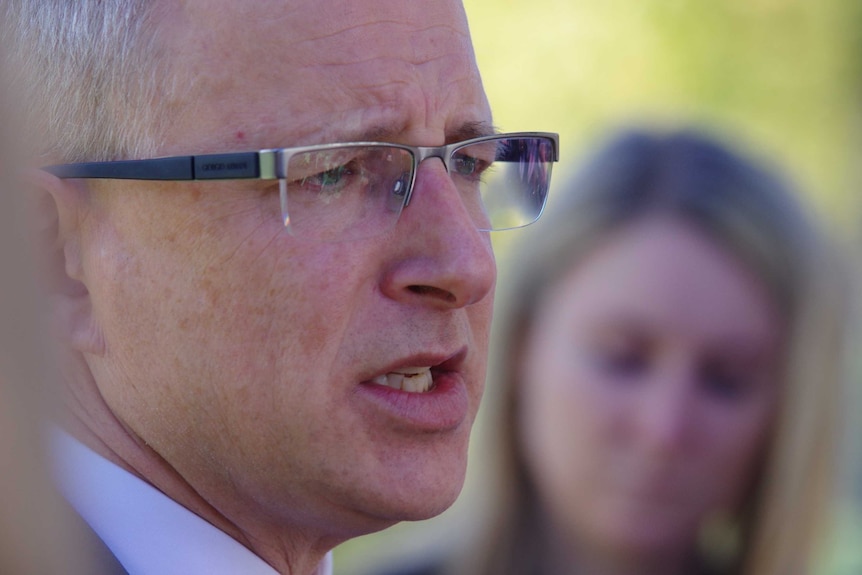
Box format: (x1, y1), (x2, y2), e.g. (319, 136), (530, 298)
(334, 0), (862, 572)
(470, 0), (862, 230)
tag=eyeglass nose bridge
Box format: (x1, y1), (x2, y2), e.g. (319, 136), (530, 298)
(401, 143), (458, 209)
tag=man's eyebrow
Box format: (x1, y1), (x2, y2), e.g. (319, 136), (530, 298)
(445, 121), (498, 144)
(351, 125), (401, 143)
(341, 121), (498, 145)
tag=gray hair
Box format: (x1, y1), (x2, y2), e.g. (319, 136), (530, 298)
(2, 1), (175, 162)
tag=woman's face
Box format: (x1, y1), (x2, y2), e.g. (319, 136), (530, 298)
(518, 216), (781, 559)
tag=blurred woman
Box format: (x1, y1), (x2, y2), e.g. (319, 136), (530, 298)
(371, 128), (850, 575)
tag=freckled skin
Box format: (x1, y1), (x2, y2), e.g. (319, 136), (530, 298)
(63, 0), (495, 572)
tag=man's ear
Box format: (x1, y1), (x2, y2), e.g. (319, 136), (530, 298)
(27, 170), (104, 356)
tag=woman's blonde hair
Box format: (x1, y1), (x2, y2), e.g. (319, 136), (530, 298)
(459, 128), (849, 575)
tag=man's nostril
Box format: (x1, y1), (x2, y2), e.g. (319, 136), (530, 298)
(409, 285), (457, 304)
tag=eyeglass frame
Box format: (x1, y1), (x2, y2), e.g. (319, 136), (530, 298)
(44, 131), (560, 233)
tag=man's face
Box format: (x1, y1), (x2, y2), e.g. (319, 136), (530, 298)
(77, 0), (495, 539)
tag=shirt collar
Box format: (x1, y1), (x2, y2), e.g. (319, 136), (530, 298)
(53, 429), (333, 575)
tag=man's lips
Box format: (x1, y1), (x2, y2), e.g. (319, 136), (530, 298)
(355, 347), (471, 431)
(360, 348), (468, 392)
(368, 367), (435, 393)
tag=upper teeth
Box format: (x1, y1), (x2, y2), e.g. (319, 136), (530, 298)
(371, 367), (434, 393)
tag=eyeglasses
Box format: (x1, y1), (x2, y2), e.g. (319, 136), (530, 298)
(45, 132), (559, 242)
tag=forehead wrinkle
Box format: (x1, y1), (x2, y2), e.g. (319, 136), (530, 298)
(165, 1), (487, 152)
(284, 49), (487, 146)
(173, 0), (473, 76)
(290, 21), (471, 67)
(275, 0), (471, 50)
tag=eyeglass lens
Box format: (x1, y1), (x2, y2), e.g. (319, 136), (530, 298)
(280, 136), (554, 242)
(282, 146), (412, 241)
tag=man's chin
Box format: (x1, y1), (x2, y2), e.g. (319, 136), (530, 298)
(319, 478), (464, 542)
(326, 430), (472, 530)
(394, 479), (464, 520)
(352, 468), (467, 527)
(391, 490), (462, 523)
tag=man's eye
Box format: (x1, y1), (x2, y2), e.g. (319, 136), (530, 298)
(453, 154), (477, 175)
(305, 164), (352, 189)
(452, 153), (489, 179)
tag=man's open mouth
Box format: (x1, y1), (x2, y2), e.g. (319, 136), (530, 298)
(368, 367), (434, 393)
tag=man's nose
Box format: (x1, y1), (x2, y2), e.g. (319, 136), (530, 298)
(379, 159), (496, 309)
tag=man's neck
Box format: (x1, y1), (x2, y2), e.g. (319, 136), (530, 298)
(55, 403), (335, 575)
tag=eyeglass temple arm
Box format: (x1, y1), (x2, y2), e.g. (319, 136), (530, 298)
(44, 151), (281, 181)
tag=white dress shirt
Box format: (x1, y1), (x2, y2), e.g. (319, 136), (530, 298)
(53, 431), (333, 575)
